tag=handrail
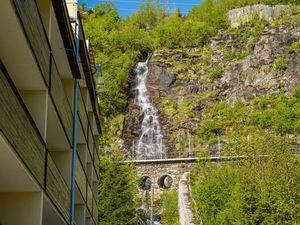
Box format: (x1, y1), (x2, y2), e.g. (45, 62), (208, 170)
(123, 156), (249, 164)
(123, 154), (300, 165)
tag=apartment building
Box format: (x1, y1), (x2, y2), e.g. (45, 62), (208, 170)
(0, 0), (100, 225)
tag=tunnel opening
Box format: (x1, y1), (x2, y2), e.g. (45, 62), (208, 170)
(158, 175), (173, 189)
(139, 176), (152, 191)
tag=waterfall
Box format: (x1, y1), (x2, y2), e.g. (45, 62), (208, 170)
(135, 56), (165, 160)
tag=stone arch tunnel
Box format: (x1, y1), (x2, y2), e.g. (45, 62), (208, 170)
(136, 163), (194, 192)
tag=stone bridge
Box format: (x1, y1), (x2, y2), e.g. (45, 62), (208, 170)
(125, 156), (249, 225)
(136, 162), (193, 192)
(124, 156), (246, 192)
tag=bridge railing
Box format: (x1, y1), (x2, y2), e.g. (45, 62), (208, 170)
(127, 139), (300, 161)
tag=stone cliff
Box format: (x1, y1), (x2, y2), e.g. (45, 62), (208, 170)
(123, 5), (300, 158)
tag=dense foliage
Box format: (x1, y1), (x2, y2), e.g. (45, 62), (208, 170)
(191, 133), (300, 224)
(160, 190), (180, 225)
(99, 156), (138, 224)
(198, 87), (300, 144)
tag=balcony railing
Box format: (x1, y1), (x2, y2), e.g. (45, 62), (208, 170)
(94, 147), (99, 178)
(76, 153), (98, 224)
(12, 0), (51, 86)
(87, 184), (93, 214)
(93, 198), (98, 223)
(46, 153), (71, 223)
(50, 57), (73, 144)
(76, 157), (87, 200)
(0, 61), (46, 187)
(78, 87), (88, 137)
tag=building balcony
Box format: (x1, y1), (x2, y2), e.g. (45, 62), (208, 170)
(0, 61), (46, 187)
(0, 60), (71, 224)
(12, 0), (51, 86)
(49, 56), (73, 145)
(46, 153), (71, 223)
(0, 0), (99, 224)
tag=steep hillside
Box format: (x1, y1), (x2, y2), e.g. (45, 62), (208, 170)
(123, 5), (300, 157)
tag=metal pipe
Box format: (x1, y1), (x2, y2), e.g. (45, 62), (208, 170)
(70, 13), (80, 225)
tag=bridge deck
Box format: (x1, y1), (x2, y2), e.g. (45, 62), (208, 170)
(122, 155), (248, 164)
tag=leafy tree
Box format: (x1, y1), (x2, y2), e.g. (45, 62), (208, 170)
(79, 1), (86, 10)
(99, 155), (138, 225)
(93, 2), (118, 17)
(129, 0), (167, 29)
(191, 133), (300, 225)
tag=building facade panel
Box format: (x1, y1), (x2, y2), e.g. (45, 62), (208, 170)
(46, 153), (71, 223)
(50, 56), (73, 144)
(87, 184), (93, 215)
(0, 62), (46, 187)
(78, 87), (89, 137)
(76, 157), (87, 200)
(12, 0), (51, 85)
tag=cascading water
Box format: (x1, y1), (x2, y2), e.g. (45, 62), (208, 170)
(134, 56), (166, 160)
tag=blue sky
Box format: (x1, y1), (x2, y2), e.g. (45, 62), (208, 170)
(79, 0), (203, 18)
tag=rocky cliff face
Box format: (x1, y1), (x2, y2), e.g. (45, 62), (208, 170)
(123, 5), (300, 158)
(228, 4), (291, 27)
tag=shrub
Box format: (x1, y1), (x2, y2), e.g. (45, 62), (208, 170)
(289, 41), (299, 53)
(161, 190), (180, 225)
(275, 56), (288, 70)
(210, 67), (223, 80)
(199, 119), (222, 140)
(293, 87), (300, 99)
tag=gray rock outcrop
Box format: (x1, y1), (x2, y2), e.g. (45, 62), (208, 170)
(228, 4), (290, 27)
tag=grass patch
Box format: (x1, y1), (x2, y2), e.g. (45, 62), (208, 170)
(161, 190), (180, 225)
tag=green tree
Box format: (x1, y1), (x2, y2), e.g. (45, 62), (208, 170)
(99, 155), (138, 225)
(130, 0), (167, 29)
(79, 1), (86, 10)
(191, 133), (300, 225)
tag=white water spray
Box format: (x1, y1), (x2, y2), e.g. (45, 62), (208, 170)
(135, 56), (165, 160)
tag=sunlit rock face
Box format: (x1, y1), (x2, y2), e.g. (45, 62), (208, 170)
(228, 5), (293, 28)
(123, 6), (300, 158)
